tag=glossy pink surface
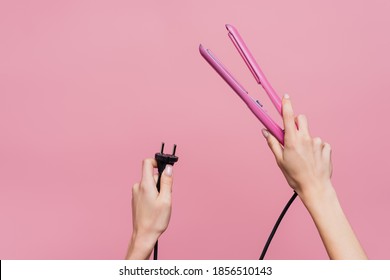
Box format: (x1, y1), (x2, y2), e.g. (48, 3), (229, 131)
(1, 0), (390, 259)
(199, 44), (284, 144)
(226, 24), (283, 114)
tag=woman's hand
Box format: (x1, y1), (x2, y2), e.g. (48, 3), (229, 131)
(262, 94), (333, 202)
(262, 94), (367, 259)
(126, 158), (174, 260)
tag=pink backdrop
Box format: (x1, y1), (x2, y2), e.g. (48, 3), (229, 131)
(1, 0), (390, 259)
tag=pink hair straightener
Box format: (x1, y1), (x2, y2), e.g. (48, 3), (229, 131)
(199, 24), (284, 145)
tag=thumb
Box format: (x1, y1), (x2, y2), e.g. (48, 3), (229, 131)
(262, 129), (283, 162)
(159, 164), (173, 200)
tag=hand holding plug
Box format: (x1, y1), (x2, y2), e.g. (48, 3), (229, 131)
(126, 143), (178, 260)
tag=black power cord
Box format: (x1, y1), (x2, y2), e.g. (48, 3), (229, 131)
(153, 142), (179, 260)
(259, 191), (298, 260)
(152, 141), (293, 260)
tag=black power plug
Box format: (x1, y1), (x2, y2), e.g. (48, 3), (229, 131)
(153, 142), (179, 260)
(155, 142), (178, 192)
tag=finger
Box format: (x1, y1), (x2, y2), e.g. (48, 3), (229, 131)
(312, 137), (323, 160)
(282, 94), (297, 140)
(322, 142), (333, 177)
(158, 164), (173, 203)
(262, 129), (283, 163)
(329, 148), (333, 178)
(141, 158), (157, 187)
(153, 174), (159, 183)
(132, 183), (140, 196)
(322, 142), (332, 162)
(295, 114), (310, 136)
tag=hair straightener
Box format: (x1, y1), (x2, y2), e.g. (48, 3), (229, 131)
(199, 24), (284, 145)
(199, 24), (298, 259)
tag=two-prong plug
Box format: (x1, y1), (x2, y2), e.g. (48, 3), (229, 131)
(154, 142), (178, 192)
(153, 143), (179, 260)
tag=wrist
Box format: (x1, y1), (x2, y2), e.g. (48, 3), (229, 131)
(297, 180), (336, 210)
(126, 230), (159, 260)
(297, 181), (367, 259)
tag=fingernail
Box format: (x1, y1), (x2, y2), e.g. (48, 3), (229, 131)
(262, 129), (269, 138)
(283, 94), (290, 99)
(164, 165), (173, 177)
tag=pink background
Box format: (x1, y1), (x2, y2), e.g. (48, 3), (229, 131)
(1, 0), (390, 259)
